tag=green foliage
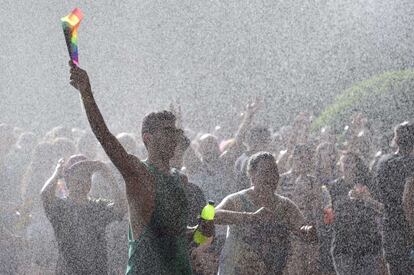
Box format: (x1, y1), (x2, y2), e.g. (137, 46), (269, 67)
(312, 70), (414, 133)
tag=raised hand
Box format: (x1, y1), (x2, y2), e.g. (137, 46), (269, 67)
(69, 60), (91, 93)
(55, 158), (66, 179)
(299, 224), (318, 243)
(241, 97), (263, 120)
(41, 158), (67, 201)
(169, 101), (183, 128)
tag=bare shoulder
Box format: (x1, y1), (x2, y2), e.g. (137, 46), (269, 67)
(274, 194), (305, 229)
(217, 188), (251, 211)
(275, 194), (300, 212)
(123, 155), (154, 197)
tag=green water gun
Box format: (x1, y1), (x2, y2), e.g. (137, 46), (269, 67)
(193, 200), (215, 245)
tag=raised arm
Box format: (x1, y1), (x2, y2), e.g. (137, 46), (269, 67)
(40, 159), (65, 204)
(234, 98), (261, 147)
(69, 61), (141, 176)
(403, 177), (414, 234)
(220, 98), (262, 164)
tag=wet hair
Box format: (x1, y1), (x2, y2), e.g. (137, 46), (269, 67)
(247, 151), (276, 177)
(64, 160), (94, 190)
(63, 154), (88, 178)
(177, 132), (191, 152)
(340, 151), (371, 187)
(290, 143), (315, 172)
(198, 134), (220, 155)
(141, 111), (176, 134)
(246, 125), (271, 146)
(292, 143), (314, 160)
(392, 121), (414, 148)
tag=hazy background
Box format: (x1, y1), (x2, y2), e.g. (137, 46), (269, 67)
(1, 0), (413, 136)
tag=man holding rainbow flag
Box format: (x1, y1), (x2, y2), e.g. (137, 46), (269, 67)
(65, 8), (213, 274)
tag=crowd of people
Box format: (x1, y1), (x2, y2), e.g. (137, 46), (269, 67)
(0, 62), (413, 275)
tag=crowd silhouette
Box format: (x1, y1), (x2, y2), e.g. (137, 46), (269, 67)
(0, 62), (413, 275)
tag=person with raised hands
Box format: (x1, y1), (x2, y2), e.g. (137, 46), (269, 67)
(41, 156), (125, 274)
(69, 61), (204, 274)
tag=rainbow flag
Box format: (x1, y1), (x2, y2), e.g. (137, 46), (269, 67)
(61, 8), (84, 65)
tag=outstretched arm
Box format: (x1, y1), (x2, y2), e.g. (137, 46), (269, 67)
(69, 61), (142, 177)
(214, 195), (265, 225)
(215, 209), (256, 225)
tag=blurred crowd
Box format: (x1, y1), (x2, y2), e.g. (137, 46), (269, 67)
(1, 100), (413, 274)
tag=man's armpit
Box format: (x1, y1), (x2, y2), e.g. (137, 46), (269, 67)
(124, 154), (145, 175)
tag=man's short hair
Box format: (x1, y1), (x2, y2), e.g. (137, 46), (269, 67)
(64, 154), (88, 174)
(246, 125), (271, 145)
(393, 121), (414, 148)
(292, 143), (314, 160)
(141, 111), (176, 134)
(247, 151), (276, 177)
(64, 160), (94, 189)
(177, 132), (191, 152)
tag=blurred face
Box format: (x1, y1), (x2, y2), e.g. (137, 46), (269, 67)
(351, 113), (367, 129)
(66, 178), (91, 198)
(319, 145), (337, 167)
(145, 121), (181, 161)
(250, 158), (279, 193)
(340, 155), (356, 179)
(198, 136), (220, 162)
(253, 136), (272, 152)
(17, 133), (37, 152)
(170, 132), (188, 168)
(292, 153), (313, 173)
